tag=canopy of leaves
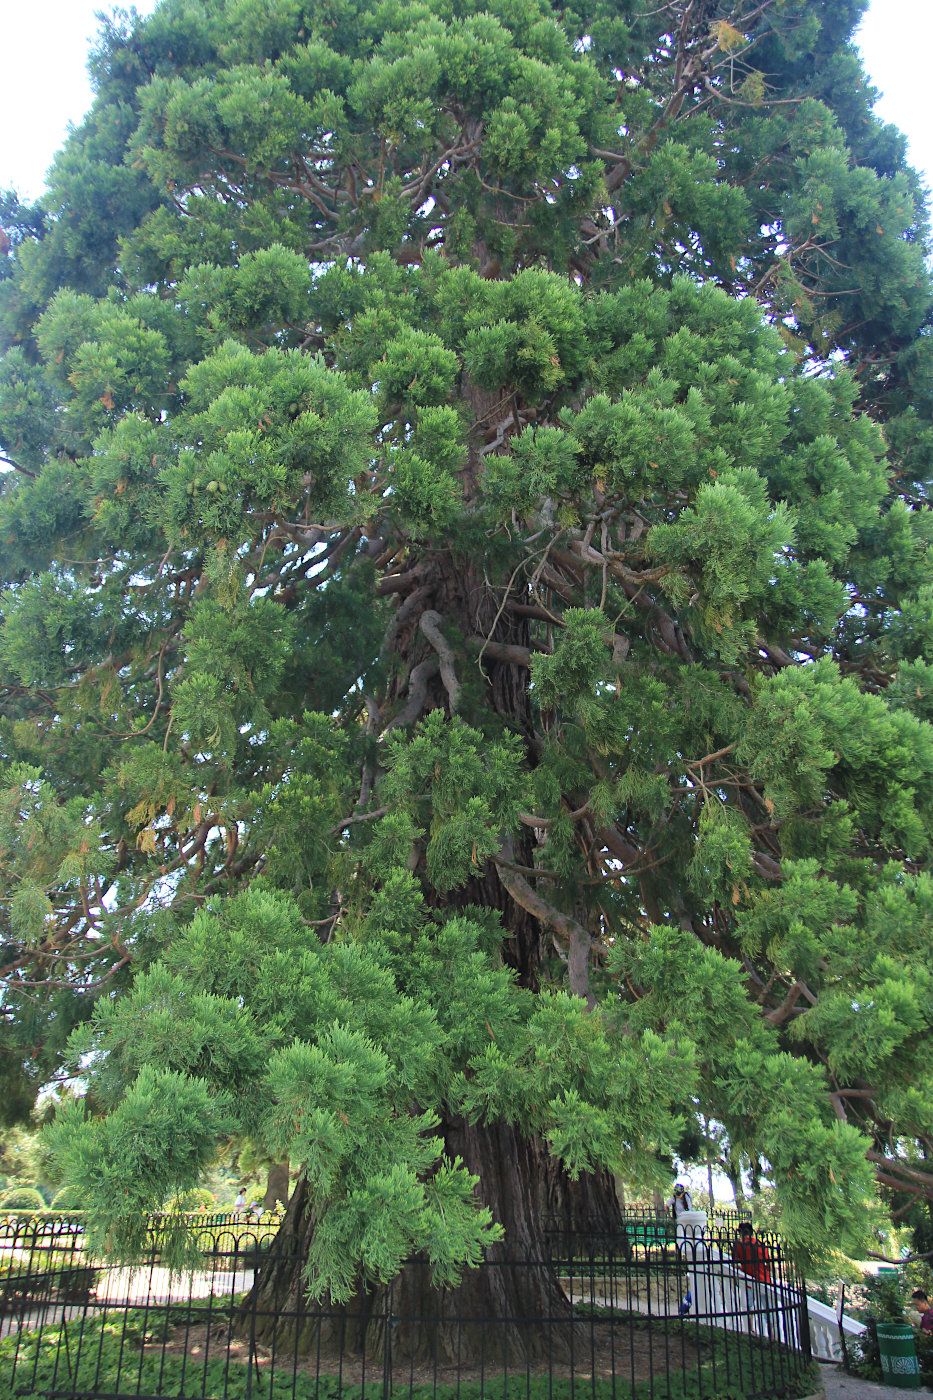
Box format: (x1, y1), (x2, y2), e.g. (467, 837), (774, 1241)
(1, 0), (932, 1283)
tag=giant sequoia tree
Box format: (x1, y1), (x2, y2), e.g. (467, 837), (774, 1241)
(1, 0), (933, 1321)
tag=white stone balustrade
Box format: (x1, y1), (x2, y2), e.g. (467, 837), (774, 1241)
(680, 1215), (866, 1364)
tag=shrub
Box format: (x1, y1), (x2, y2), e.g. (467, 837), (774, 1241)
(49, 1185), (82, 1210)
(846, 1270), (933, 1387)
(0, 1187), (45, 1211)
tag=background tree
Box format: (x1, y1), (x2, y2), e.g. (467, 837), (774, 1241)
(0, 1122), (52, 1205)
(1, 0), (932, 1332)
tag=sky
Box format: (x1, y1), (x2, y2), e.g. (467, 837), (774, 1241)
(0, 0), (931, 206)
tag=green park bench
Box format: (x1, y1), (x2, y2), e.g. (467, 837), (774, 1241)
(623, 1221), (676, 1248)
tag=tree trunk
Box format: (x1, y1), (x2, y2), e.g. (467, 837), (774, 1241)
(244, 1118), (622, 1363)
(725, 1150), (746, 1207)
(263, 1159), (290, 1212)
(242, 487), (626, 1360)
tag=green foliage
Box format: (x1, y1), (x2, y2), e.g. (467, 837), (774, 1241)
(1, 0), (933, 1304)
(848, 1268), (933, 1389)
(377, 712), (530, 889)
(0, 1186), (45, 1210)
(46, 1069), (234, 1259)
(738, 661), (933, 853)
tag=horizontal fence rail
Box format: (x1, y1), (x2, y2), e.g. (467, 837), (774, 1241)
(542, 1210), (754, 1241)
(0, 1211), (286, 1233)
(0, 1217), (810, 1400)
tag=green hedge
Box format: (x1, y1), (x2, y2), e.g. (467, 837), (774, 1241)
(0, 1188), (46, 1211)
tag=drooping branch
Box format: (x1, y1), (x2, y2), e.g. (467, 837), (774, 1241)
(381, 655), (439, 737)
(0, 453), (38, 479)
(327, 806), (389, 835)
(865, 1151), (933, 1194)
(494, 839), (595, 1008)
(419, 610), (461, 714)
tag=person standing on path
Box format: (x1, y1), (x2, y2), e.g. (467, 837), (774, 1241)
(664, 1182), (696, 1313)
(732, 1222), (773, 1336)
(664, 1182), (693, 1217)
(664, 1182), (695, 1248)
(731, 1222), (772, 1283)
(665, 1183), (693, 1225)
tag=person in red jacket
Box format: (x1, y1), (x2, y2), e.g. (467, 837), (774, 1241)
(732, 1223), (772, 1283)
(731, 1223), (773, 1336)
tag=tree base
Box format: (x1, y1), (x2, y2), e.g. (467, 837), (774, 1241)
(242, 1118), (623, 1363)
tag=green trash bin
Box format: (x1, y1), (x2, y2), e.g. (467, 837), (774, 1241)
(876, 1323), (922, 1388)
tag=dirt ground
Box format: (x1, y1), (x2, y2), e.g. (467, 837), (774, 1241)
(156, 1319), (708, 1390)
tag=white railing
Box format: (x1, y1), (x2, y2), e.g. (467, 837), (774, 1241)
(682, 1230), (865, 1363)
(805, 1294), (866, 1362)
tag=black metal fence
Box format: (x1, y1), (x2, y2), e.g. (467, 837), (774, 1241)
(542, 1210), (754, 1252)
(0, 1215), (811, 1400)
(615, 1207), (754, 1231)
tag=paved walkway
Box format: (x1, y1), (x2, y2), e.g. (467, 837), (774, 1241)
(0, 1265), (256, 1340)
(819, 1359), (929, 1400)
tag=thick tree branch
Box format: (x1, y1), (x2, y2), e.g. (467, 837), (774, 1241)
(420, 610), (461, 713)
(873, 1171), (932, 1201)
(381, 655), (439, 736)
(378, 567), (424, 596)
(866, 1151), (933, 1192)
(494, 839), (595, 1008)
(467, 635), (533, 667)
(599, 824), (641, 868)
(765, 980), (804, 1025)
(382, 584), (431, 651)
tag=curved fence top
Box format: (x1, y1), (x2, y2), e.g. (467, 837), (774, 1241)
(0, 1209), (809, 1400)
(0, 1209), (286, 1253)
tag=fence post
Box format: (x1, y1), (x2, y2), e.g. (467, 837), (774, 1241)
(383, 1275), (393, 1400)
(246, 1235), (260, 1400)
(799, 1278), (813, 1367)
